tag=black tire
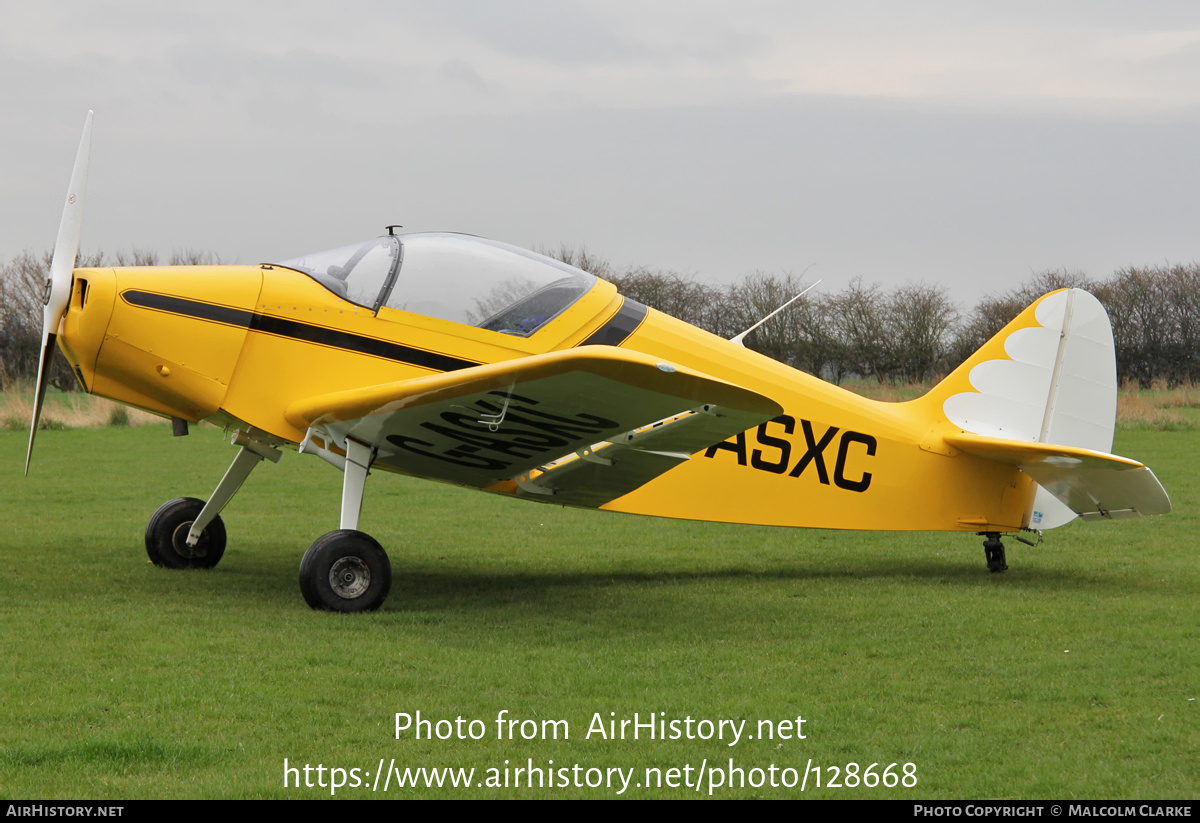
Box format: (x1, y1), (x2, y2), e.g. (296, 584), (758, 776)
(299, 530), (391, 613)
(145, 497), (226, 570)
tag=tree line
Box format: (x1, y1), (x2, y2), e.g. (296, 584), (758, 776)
(551, 247), (1200, 387)
(1, 247), (1196, 390)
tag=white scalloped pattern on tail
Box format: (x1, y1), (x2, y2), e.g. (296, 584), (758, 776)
(942, 289), (1116, 529)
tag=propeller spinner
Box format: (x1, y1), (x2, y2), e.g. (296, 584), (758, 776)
(25, 111), (93, 474)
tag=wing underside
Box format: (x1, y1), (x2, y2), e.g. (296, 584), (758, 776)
(285, 346), (782, 507)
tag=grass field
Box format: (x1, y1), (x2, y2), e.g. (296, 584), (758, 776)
(1, 418), (1196, 799)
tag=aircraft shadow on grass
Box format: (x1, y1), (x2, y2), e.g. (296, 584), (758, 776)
(160, 547), (1169, 614)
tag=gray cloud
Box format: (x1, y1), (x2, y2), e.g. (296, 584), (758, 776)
(415, 0), (649, 65)
(440, 58), (491, 94)
(4, 1), (1200, 306)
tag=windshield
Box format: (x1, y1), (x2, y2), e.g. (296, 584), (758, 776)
(275, 236), (400, 309)
(276, 233), (596, 336)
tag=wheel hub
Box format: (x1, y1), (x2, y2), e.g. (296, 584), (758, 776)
(329, 556), (370, 599)
(171, 521), (208, 559)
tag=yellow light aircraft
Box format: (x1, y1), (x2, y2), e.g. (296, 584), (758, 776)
(25, 113), (1171, 612)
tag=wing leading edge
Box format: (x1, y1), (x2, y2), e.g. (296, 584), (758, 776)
(286, 346), (783, 506)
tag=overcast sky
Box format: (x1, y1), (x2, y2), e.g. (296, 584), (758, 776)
(3, 1), (1200, 305)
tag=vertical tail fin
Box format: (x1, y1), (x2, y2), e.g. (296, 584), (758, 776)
(922, 289), (1132, 528)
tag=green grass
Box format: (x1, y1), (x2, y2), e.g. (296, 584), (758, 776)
(1, 426), (1196, 798)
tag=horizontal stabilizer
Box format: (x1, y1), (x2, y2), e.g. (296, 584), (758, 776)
(944, 433), (1171, 521)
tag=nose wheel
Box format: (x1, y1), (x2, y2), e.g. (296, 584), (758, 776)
(145, 497), (227, 569)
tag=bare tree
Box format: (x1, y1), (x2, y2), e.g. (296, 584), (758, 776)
(826, 278), (891, 382)
(1109, 264), (1200, 385)
(609, 267), (725, 332)
(1163, 264), (1200, 384)
(540, 244), (615, 280)
(1009, 268), (1092, 305)
(886, 282), (958, 383)
(952, 268), (1091, 365)
(113, 248), (159, 267)
(0, 250), (106, 390)
(169, 249), (221, 266)
(722, 271), (830, 374)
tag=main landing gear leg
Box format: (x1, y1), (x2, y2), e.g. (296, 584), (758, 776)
(981, 532), (1008, 573)
(299, 437), (392, 613)
(145, 431), (281, 569)
(339, 437), (371, 532)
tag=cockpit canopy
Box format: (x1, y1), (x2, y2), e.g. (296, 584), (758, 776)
(275, 233), (597, 336)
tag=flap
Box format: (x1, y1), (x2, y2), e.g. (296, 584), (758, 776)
(508, 404), (774, 507)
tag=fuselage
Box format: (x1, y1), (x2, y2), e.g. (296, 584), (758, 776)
(58, 253), (1029, 534)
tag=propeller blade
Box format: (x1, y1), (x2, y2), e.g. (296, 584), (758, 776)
(25, 111), (93, 475)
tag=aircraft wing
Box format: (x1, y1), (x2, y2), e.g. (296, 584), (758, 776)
(286, 346), (782, 505)
(943, 432), (1171, 521)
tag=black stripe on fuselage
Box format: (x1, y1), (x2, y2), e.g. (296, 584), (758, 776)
(579, 298), (648, 347)
(123, 290), (254, 327)
(121, 290), (479, 373)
